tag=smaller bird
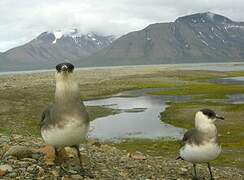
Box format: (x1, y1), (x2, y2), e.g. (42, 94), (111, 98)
(177, 109), (224, 180)
(40, 62), (89, 167)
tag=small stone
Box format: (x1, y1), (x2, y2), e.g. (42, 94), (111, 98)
(4, 145), (33, 159)
(0, 164), (13, 172)
(22, 158), (37, 163)
(128, 152), (147, 160)
(9, 172), (18, 178)
(68, 169), (78, 174)
(27, 166), (35, 172)
(35, 145), (55, 165)
(0, 169), (7, 177)
(65, 147), (76, 158)
(61, 175), (71, 180)
(18, 161), (29, 167)
(51, 170), (59, 177)
(180, 167), (188, 172)
(37, 166), (45, 177)
(70, 174), (83, 179)
(31, 153), (42, 160)
(88, 139), (101, 147)
(0, 137), (10, 144)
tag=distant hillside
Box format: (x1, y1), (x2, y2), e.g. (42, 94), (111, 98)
(1, 12), (244, 72)
(0, 29), (115, 71)
(85, 12), (244, 66)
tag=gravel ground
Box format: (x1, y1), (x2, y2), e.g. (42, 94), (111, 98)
(0, 134), (243, 180)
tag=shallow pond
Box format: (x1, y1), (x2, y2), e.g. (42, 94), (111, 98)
(213, 76), (244, 104)
(213, 76), (244, 85)
(85, 89), (185, 141)
(227, 94), (244, 104)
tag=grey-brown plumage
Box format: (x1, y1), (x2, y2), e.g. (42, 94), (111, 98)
(180, 128), (219, 148)
(40, 102), (89, 130)
(40, 62), (89, 167)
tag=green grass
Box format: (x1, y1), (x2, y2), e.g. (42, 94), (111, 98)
(152, 82), (244, 99)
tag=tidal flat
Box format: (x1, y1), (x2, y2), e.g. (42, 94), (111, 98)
(0, 66), (244, 170)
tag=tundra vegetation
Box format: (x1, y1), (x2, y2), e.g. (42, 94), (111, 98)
(0, 66), (243, 169)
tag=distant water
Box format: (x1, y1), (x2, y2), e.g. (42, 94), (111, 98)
(1, 62), (244, 76)
(213, 76), (244, 85)
(213, 76), (244, 104)
(172, 62), (244, 71)
(0, 69), (55, 76)
(85, 89), (185, 141)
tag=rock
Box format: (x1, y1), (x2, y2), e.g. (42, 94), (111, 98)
(127, 152), (147, 160)
(68, 169), (78, 174)
(31, 153), (42, 160)
(64, 147), (76, 158)
(0, 136), (10, 144)
(9, 172), (18, 178)
(37, 166), (45, 177)
(22, 158), (37, 163)
(17, 161), (29, 167)
(0, 165), (13, 177)
(35, 145), (55, 165)
(0, 169), (7, 177)
(51, 170), (59, 177)
(3, 145), (33, 159)
(88, 139), (101, 147)
(70, 174), (83, 179)
(180, 167), (188, 172)
(27, 165), (35, 172)
(0, 164), (13, 172)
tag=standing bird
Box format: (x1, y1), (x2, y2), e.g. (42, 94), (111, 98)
(40, 62), (89, 167)
(177, 109), (224, 180)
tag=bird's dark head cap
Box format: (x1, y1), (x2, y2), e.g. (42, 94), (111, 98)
(56, 63), (74, 73)
(200, 108), (224, 120)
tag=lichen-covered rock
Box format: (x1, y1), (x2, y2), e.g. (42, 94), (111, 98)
(3, 145), (33, 159)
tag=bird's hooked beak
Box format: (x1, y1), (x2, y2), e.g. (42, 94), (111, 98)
(215, 115), (224, 120)
(61, 64), (68, 72)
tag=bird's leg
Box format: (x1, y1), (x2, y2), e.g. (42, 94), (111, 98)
(192, 163), (199, 180)
(54, 147), (70, 175)
(207, 162), (214, 180)
(74, 145), (83, 168)
(54, 147), (59, 164)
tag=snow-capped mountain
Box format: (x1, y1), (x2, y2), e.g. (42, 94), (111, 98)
(37, 29), (114, 53)
(2, 29), (115, 71)
(1, 12), (244, 71)
(87, 12), (244, 66)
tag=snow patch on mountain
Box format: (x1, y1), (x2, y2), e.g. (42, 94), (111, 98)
(52, 31), (63, 44)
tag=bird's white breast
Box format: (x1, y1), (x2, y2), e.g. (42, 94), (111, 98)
(180, 143), (221, 163)
(41, 121), (89, 147)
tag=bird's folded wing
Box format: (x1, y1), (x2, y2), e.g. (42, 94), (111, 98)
(40, 105), (52, 128)
(180, 128), (198, 147)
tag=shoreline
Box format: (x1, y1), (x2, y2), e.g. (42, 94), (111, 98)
(2, 61), (244, 76)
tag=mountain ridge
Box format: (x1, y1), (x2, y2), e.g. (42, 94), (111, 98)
(1, 12), (244, 71)
(83, 12), (244, 67)
(0, 30), (115, 71)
